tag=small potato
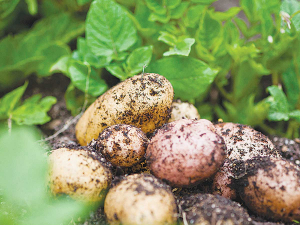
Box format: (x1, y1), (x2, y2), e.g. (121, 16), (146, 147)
(178, 194), (253, 225)
(48, 147), (112, 203)
(104, 174), (177, 225)
(94, 124), (149, 167)
(168, 100), (200, 122)
(146, 119), (226, 187)
(214, 122), (279, 160)
(235, 156), (300, 222)
(76, 73), (174, 146)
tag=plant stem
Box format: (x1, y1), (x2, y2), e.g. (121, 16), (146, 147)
(272, 71), (279, 86)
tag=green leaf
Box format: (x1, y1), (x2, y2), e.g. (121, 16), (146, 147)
(76, 37), (112, 68)
(0, 13), (85, 91)
(282, 65), (300, 109)
(212, 7), (241, 21)
(267, 85), (290, 121)
(37, 44), (71, 76)
(77, 0), (93, 5)
(163, 38), (195, 56)
(105, 64), (127, 80)
(191, 0), (217, 4)
(0, 0), (20, 19)
(149, 12), (171, 23)
(0, 126), (46, 203)
(11, 95), (56, 125)
(183, 5), (205, 28)
(289, 110), (300, 122)
(227, 43), (260, 62)
(158, 32), (177, 46)
(148, 56), (218, 100)
(170, 2), (189, 19)
(145, 0), (166, 14)
(0, 82), (28, 120)
(126, 46), (153, 75)
(68, 61), (108, 96)
(196, 11), (221, 49)
(166, 0), (181, 9)
(50, 56), (70, 75)
(86, 0), (137, 57)
(281, 0), (300, 31)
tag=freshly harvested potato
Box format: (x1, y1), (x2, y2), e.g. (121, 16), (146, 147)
(168, 100), (200, 122)
(235, 156), (300, 222)
(146, 119), (226, 187)
(104, 174), (177, 225)
(178, 194), (253, 225)
(48, 147), (112, 203)
(212, 159), (237, 200)
(76, 73), (174, 145)
(94, 124), (149, 167)
(214, 122), (279, 160)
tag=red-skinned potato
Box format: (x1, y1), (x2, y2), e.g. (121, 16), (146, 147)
(48, 147), (112, 203)
(104, 174), (177, 225)
(76, 73), (174, 146)
(94, 124), (149, 167)
(235, 156), (300, 222)
(212, 159), (237, 200)
(146, 119), (226, 187)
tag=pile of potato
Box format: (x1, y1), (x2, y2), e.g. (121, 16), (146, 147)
(48, 73), (300, 224)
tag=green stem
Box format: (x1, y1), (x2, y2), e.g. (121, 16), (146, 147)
(215, 82), (233, 102)
(259, 123), (285, 137)
(272, 71), (279, 86)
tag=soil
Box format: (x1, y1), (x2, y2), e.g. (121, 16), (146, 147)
(27, 73), (300, 225)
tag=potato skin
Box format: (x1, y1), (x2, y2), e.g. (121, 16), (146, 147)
(48, 147), (112, 203)
(146, 119), (226, 187)
(76, 73), (174, 146)
(168, 100), (200, 122)
(214, 122), (279, 160)
(95, 124), (149, 167)
(236, 156), (300, 222)
(104, 174), (177, 225)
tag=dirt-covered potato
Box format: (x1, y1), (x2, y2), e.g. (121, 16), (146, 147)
(104, 174), (177, 225)
(146, 119), (226, 187)
(178, 194), (253, 225)
(76, 73), (174, 145)
(94, 124), (149, 167)
(48, 147), (112, 203)
(168, 100), (200, 122)
(212, 159), (237, 200)
(234, 156), (300, 222)
(214, 122), (279, 160)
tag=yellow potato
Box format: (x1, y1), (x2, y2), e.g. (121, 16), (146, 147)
(76, 73), (174, 146)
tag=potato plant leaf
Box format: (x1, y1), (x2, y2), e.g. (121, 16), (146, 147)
(86, 0), (137, 57)
(126, 46), (153, 75)
(183, 5), (206, 28)
(11, 95), (57, 125)
(148, 56), (218, 101)
(68, 60), (108, 97)
(163, 38), (195, 56)
(0, 82), (28, 120)
(267, 85), (290, 121)
(281, 0), (300, 31)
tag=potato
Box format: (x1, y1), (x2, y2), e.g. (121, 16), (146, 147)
(178, 194), (253, 225)
(212, 159), (237, 200)
(104, 174), (177, 225)
(76, 73), (174, 145)
(48, 147), (112, 203)
(168, 100), (200, 122)
(146, 119), (226, 187)
(94, 124), (149, 167)
(214, 122), (279, 160)
(235, 156), (300, 222)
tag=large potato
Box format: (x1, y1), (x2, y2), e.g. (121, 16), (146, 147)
(235, 156), (300, 222)
(104, 174), (177, 225)
(146, 119), (226, 187)
(48, 147), (112, 203)
(76, 73), (174, 145)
